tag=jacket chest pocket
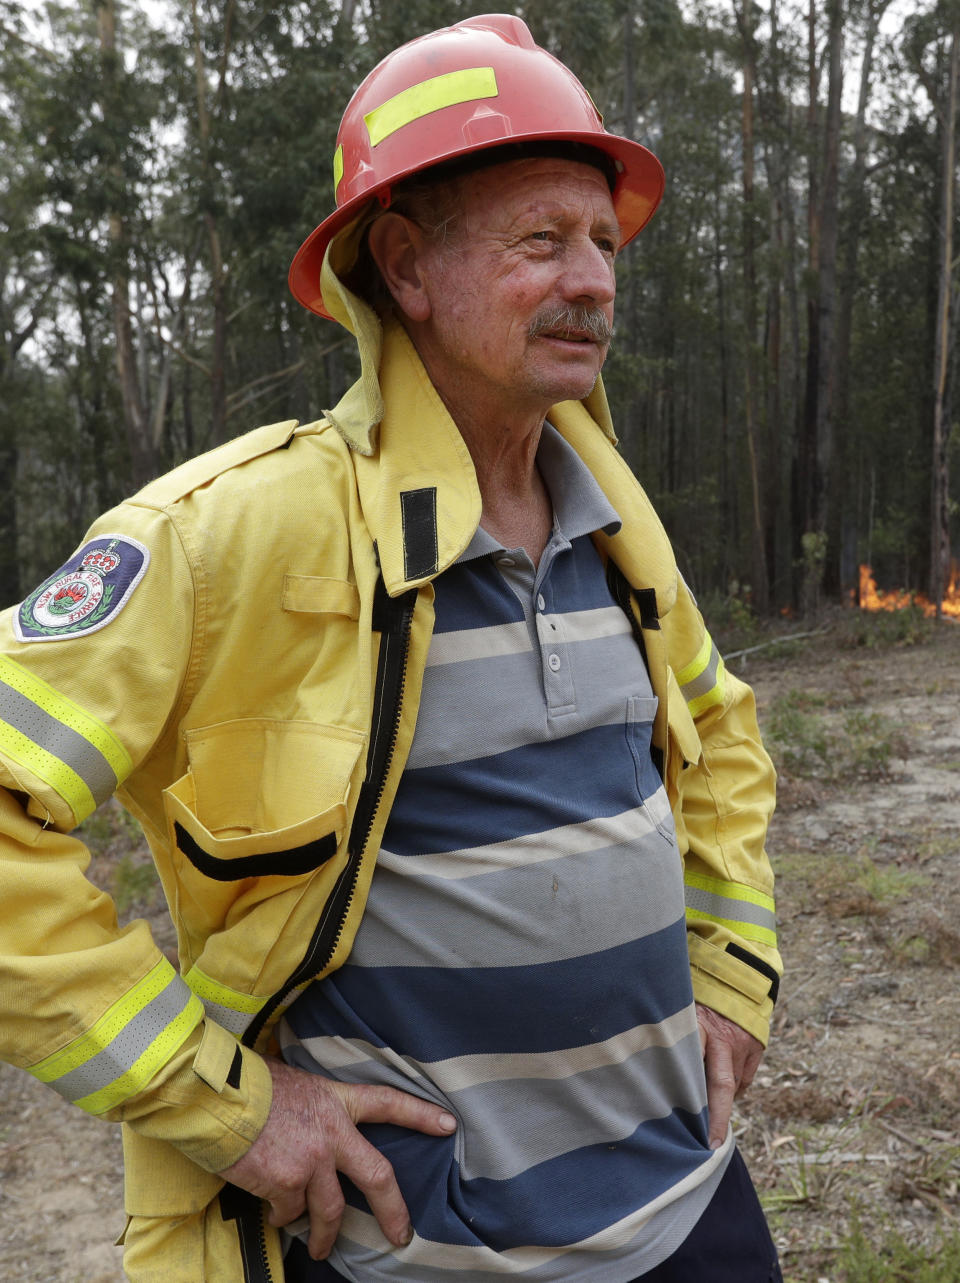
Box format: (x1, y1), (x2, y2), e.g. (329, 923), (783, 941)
(163, 718), (365, 939)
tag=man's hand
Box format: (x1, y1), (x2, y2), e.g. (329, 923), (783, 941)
(219, 1057), (457, 1260)
(696, 1003), (764, 1149)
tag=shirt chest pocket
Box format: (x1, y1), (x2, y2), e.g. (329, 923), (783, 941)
(163, 719), (365, 936)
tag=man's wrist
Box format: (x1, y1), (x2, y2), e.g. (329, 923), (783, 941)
(116, 1020), (274, 1174)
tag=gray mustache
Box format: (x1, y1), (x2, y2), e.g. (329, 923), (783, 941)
(528, 304), (613, 344)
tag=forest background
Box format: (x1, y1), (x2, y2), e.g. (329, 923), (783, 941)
(1, 0), (960, 617)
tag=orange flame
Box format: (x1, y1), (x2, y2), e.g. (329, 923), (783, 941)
(858, 563), (960, 619)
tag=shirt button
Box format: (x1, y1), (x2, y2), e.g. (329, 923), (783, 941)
(537, 594), (546, 611)
(497, 556), (515, 568)
(548, 653), (561, 672)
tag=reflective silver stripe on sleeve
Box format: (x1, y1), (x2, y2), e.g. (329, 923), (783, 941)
(48, 974), (196, 1104)
(196, 995), (256, 1039)
(0, 680), (119, 807)
(684, 885), (777, 935)
(679, 642), (721, 704)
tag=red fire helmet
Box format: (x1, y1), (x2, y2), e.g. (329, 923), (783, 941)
(288, 13), (665, 319)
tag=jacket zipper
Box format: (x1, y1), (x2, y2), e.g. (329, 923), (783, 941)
(226, 576), (418, 1281)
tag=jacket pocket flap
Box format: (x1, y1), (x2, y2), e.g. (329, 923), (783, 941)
(180, 718), (363, 837)
(282, 575), (360, 618)
(122, 1128), (224, 1217)
(166, 773), (343, 879)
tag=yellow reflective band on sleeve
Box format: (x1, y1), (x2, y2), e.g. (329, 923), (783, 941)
(333, 143), (344, 197)
(685, 870), (777, 948)
(184, 965), (310, 1038)
(0, 655), (132, 824)
(674, 634), (712, 688)
(28, 957), (204, 1116)
(0, 718), (95, 823)
(364, 67), (499, 148)
(185, 965), (268, 1039)
(674, 634), (726, 717)
(72, 995), (203, 1115)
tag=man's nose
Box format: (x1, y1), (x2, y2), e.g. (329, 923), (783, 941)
(560, 237), (617, 306)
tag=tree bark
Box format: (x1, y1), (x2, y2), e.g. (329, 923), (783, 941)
(834, 0), (890, 598)
(816, 0), (843, 572)
(931, 13), (959, 614)
(97, 0), (155, 486)
(191, 0), (234, 445)
(738, 0), (770, 613)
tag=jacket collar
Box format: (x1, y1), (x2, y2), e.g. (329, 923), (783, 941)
(350, 321), (482, 595)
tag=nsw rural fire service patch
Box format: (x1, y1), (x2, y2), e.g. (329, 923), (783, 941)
(14, 535), (150, 642)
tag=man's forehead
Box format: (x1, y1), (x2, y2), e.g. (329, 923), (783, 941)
(458, 157), (619, 226)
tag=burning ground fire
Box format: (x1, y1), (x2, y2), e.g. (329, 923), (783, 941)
(858, 563), (960, 619)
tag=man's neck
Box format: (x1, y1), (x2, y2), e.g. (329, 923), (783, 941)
(478, 463), (553, 568)
(402, 323), (555, 563)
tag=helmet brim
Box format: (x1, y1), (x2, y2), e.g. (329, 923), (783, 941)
(288, 131), (664, 321)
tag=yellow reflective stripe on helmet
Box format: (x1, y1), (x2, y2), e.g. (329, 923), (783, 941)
(674, 634), (725, 717)
(364, 67), (499, 148)
(185, 964), (267, 1038)
(685, 871), (777, 948)
(27, 957), (203, 1115)
(333, 143), (344, 197)
(0, 655), (132, 824)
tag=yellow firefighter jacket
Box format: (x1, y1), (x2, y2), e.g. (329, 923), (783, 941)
(0, 319), (779, 1281)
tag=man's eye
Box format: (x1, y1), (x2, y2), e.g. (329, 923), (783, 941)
(529, 230), (553, 242)
(596, 238), (618, 255)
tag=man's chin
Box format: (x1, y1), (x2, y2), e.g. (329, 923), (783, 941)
(542, 368), (604, 406)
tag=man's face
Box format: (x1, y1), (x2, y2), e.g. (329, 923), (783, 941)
(412, 157), (620, 423)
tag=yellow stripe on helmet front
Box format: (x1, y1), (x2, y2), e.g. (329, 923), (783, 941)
(364, 67), (499, 148)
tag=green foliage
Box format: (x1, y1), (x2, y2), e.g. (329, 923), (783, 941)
(839, 606), (932, 650)
(112, 852), (159, 915)
(698, 583), (762, 652)
(836, 1214), (960, 1282)
(765, 690), (907, 779)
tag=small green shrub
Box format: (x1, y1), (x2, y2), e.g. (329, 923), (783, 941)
(842, 709), (908, 775)
(764, 693), (906, 779)
(839, 605), (931, 649)
(836, 1215), (960, 1282)
(112, 853), (159, 914)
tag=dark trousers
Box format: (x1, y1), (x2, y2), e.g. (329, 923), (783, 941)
(284, 1147), (782, 1282)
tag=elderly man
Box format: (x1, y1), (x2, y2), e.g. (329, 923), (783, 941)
(0, 15), (781, 1283)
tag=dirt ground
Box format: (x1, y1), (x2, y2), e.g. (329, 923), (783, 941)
(0, 614), (958, 1282)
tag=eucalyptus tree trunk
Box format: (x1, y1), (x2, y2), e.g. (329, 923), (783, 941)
(834, 0), (890, 598)
(816, 0), (843, 584)
(798, 0), (821, 560)
(799, 0), (843, 613)
(737, 0), (769, 613)
(97, 0), (155, 486)
(761, 0), (790, 603)
(191, 0), (235, 445)
(931, 14), (959, 615)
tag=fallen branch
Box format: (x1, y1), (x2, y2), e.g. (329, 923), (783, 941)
(727, 628), (831, 662)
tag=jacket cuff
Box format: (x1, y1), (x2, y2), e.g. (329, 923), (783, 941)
(688, 934), (776, 1046)
(114, 1018), (273, 1174)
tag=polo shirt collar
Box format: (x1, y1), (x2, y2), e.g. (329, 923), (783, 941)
(458, 423), (622, 564)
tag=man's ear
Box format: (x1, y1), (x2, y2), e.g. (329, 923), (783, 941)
(367, 213), (432, 323)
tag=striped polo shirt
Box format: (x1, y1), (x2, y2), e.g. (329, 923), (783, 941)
(280, 426), (731, 1280)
